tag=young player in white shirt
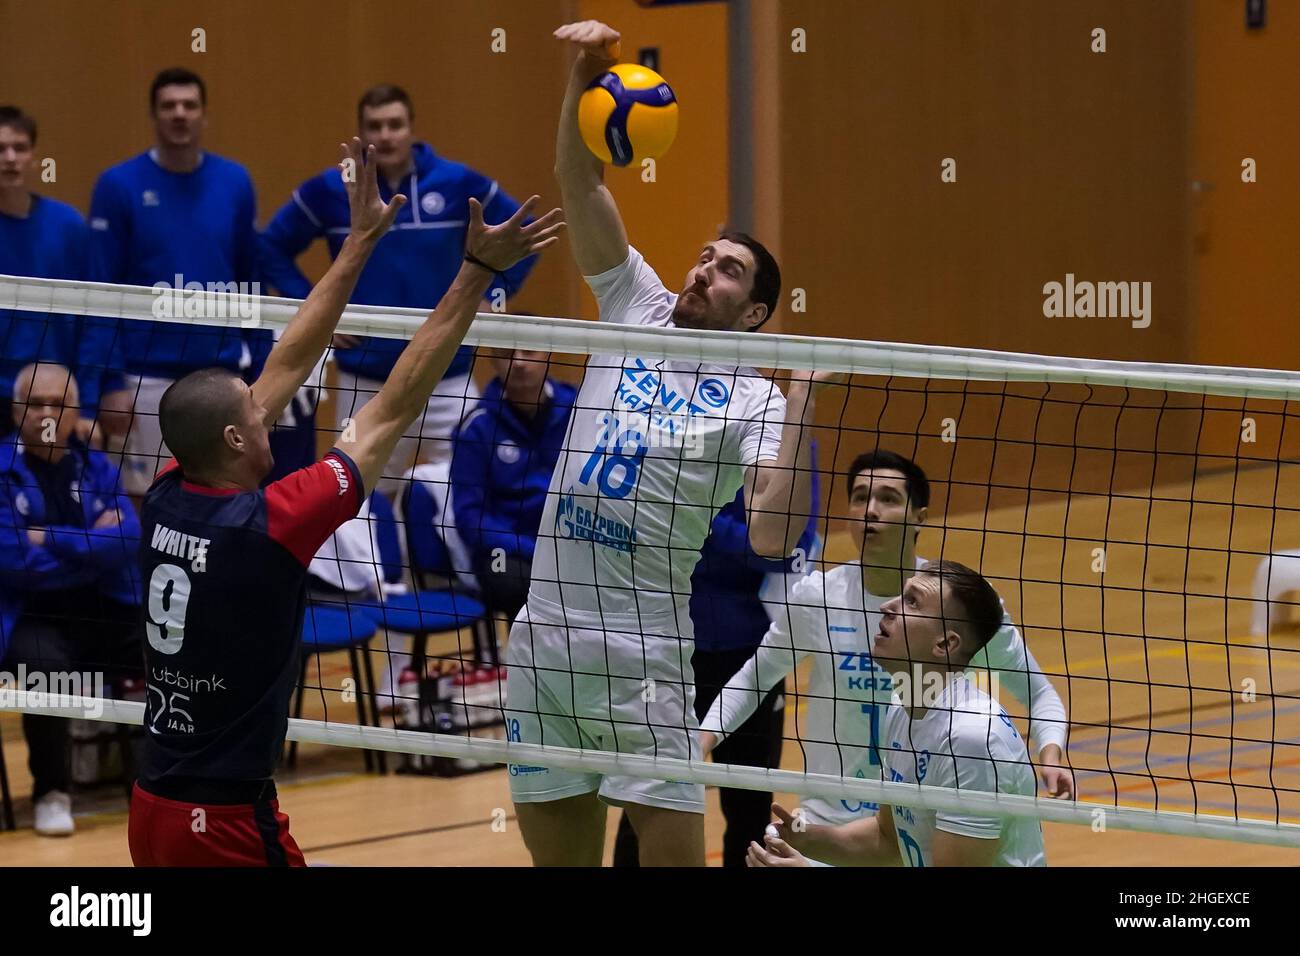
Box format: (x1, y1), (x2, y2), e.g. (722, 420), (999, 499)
(747, 560), (1048, 867)
(699, 449), (1071, 837)
(505, 19), (838, 867)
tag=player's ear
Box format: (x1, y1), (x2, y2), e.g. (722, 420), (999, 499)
(740, 301), (768, 332)
(914, 505), (928, 527)
(222, 423), (243, 454)
(937, 627), (963, 663)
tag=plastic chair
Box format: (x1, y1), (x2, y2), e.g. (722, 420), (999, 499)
(1251, 549), (1300, 636)
(378, 471), (494, 674)
(289, 603), (385, 773)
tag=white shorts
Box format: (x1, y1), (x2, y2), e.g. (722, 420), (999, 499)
(503, 606), (705, 814)
(333, 369), (479, 495)
(119, 374), (174, 495)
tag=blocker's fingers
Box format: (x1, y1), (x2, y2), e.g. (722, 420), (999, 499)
(504, 195), (542, 226)
(361, 144), (379, 190)
(529, 221), (567, 244)
(468, 196), (486, 228)
(522, 207), (565, 233)
(527, 227), (569, 248)
(528, 234), (563, 255)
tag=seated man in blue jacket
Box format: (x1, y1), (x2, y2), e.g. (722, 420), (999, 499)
(0, 363), (141, 836)
(260, 84), (538, 495)
(450, 349), (575, 618)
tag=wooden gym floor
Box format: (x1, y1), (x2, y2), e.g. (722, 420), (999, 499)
(2, 464), (1298, 865)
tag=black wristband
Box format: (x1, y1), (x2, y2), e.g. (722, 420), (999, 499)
(464, 252), (499, 275)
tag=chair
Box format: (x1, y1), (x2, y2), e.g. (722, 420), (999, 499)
(288, 603), (385, 773)
(1251, 549), (1300, 636)
(375, 468), (494, 678)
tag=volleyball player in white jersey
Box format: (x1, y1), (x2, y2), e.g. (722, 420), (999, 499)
(748, 560), (1047, 867)
(505, 19), (833, 867)
(700, 449), (1071, 839)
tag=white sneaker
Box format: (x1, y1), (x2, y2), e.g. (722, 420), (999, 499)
(34, 791), (75, 837)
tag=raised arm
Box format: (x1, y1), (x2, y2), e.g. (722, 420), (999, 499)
(746, 373), (843, 558)
(699, 571), (828, 755)
(342, 199), (564, 493)
(250, 138), (405, 425)
(978, 616), (1073, 798)
(698, 629), (797, 757)
(553, 19), (630, 276)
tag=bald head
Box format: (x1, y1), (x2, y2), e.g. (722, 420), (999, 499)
(13, 362), (79, 459)
(158, 368), (249, 474)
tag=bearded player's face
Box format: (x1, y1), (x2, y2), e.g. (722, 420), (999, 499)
(672, 240), (766, 332)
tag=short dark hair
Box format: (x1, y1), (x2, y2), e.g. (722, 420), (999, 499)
(718, 231), (780, 329)
(0, 106), (37, 145)
(846, 448), (930, 510)
(357, 84), (414, 126)
(150, 68), (207, 111)
(159, 368), (244, 473)
(921, 559), (1004, 660)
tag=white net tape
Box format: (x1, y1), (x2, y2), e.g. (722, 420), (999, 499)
(5, 273), (1300, 399)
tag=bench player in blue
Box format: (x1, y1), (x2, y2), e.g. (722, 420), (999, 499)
(127, 137), (563, 867)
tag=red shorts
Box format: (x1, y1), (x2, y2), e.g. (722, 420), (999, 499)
(128, 782), (307, 867)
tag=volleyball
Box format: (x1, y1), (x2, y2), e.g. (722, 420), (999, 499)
(577, 63), (679, 167)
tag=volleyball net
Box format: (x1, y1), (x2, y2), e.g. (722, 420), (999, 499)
(2, 273), (1299, 850)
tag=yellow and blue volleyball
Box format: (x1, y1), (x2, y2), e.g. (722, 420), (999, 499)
(578, 63), (679, 167)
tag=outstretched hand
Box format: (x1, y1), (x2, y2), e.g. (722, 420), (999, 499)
(554, 20), (621, 60)
(465, 195), (565, 273)
(341, 137), (406, 243)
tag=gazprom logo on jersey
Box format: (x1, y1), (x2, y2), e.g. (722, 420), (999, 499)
(554, 486), (637, 553)
(151, 274), (261, 328)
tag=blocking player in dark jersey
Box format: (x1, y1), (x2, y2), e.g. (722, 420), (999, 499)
(127, 137), (563, 867)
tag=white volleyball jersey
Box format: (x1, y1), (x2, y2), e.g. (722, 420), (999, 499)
(699, 559), (1068, 826)
(527, 247), (786, 634)
(881, 674), (1046, 867)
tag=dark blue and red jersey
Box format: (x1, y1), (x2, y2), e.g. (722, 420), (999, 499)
(137, 449), (363, 796)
